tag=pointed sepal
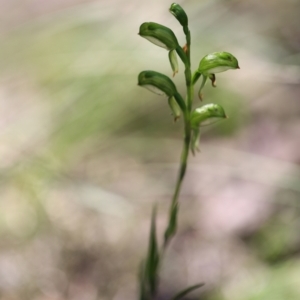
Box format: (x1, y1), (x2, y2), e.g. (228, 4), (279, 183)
(168, 96), (181, 121)
(191, 128), (200, 155)
(169, 50), (179, 77)
(198, 75), (207, 100)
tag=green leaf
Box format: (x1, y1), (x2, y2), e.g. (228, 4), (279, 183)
(145, 206), (160, 296)
(170, 283), (205, 300)
(139, 22), (179, 50)
(138, 261), (149, 300)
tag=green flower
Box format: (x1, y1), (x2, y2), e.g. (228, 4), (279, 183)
(138, 22), (179, 50)
(191, 103), (227, 128)
(138, 22), (188, 74)
(138, 70), (177, 97)
(198, 52), (239, 75)
(192, 52), (239, 100)
(138, 70), (186, 112)
(190, 104), (227, 154)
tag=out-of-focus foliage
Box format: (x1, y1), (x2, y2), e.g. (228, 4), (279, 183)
(0, 0), (300, 299)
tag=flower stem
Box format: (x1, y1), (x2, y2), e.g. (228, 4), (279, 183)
(164, 27), (193, 248)
(186, 29), (193, 112)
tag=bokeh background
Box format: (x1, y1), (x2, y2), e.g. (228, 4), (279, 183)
(0, 0), (300, 299)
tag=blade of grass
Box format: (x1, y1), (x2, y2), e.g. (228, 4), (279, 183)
(145, 206), (160, 297)
(170, 283), (205, 300)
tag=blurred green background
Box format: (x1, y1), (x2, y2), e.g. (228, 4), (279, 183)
(0, 0), (300, 299)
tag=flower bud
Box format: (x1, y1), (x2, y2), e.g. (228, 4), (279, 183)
(190, 104), (227, 129)
(138, 22), (179, 50)
(169, 3), (188, 27)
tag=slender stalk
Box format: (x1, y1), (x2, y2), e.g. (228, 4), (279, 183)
(170, 121), (190, 206)
(164, 27), (193, 248)
(185, 28), (193, 111)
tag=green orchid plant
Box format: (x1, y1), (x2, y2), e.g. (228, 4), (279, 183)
(137, 3), (239, 300)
